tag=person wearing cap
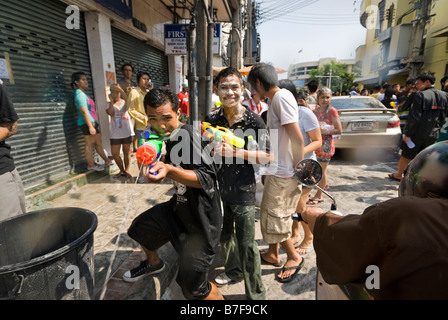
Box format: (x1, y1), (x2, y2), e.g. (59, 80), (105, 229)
(178, 81), (189, 123)
(301, 141), (448, 299)
(106, 84), (133, 179)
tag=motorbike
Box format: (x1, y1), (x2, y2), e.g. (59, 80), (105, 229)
(291, 159), (372, 300)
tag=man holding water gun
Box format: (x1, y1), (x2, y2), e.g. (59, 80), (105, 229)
(205, 67), (273, 300)
(125, 87), (224, 300)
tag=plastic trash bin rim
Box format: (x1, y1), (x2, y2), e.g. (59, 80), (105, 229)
(0, 207), (98, 274)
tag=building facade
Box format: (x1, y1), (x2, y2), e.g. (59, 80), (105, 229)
(288, 57), (356, 89)
(0, 0), (244, 191)
(355, 0), (448, 88)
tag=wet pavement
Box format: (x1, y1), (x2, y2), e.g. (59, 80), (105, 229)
(24, 149), (401, 301)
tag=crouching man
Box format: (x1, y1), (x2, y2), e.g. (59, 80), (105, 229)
(124, 88), (224, 300)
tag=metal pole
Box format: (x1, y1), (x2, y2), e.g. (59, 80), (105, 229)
(204, 0), (213, 116)
(187, 1), (199, 124)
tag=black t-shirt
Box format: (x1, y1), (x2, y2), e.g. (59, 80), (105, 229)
(0, 85), (19, 175)
(164, 124), (222, 269)
(205, 108), (270, 205)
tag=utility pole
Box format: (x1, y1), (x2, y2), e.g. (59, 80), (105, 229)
(409, 0), (431, 78)
(230, 4), (242, 69)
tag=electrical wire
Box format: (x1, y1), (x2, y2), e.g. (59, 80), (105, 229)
(256, 0), (361, 26)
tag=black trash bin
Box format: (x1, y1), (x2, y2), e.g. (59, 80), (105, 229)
(0, 207), (97, 300)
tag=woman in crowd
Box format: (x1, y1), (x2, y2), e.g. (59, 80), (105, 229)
(308, 87), (342, 204)
(106, 83), (133, 179)
(72, 71), (110, 171)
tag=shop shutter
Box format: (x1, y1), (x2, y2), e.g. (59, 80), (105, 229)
(0, 0), (92, 190)
(112, 27), (169, 88)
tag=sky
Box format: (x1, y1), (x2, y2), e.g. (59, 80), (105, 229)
(256, 0), (367, 77)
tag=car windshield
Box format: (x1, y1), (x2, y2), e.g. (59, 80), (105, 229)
(331, 98), (385, 110)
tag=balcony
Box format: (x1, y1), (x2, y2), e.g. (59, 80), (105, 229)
(379, 24), (412, 65)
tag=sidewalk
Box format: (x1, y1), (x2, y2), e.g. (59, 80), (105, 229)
(24, 156), (318, 300)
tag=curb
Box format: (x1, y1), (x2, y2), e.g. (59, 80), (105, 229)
(25, 169), (110, 211)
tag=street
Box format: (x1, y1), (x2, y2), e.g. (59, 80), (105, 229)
(162, 147), (402, 300)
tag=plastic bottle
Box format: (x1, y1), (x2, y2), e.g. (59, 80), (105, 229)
(403, 134), (415, 149)
(247, 135), (259, 172)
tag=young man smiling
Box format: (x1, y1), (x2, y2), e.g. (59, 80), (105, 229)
(205, 67), (273, 299)
(125, 87), (224, 300)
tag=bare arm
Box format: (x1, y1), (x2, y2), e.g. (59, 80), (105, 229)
(284, 122), (304, 165)
(218, 142), (274, 165)
(106, 99), (115, 117)
(79, 106), (96, 135)
(0, 120), (18, 141)
(146, 162), (203, 189)
(304, 127), (322, 156)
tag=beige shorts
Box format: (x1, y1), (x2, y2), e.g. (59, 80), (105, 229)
(260, 175), (302, 244)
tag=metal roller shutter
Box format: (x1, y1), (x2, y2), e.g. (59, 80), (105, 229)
(112, 27), (169, 87)
(0, 0), (93, 190)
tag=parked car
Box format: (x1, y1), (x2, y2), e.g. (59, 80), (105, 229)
(329, 96), (401, 149)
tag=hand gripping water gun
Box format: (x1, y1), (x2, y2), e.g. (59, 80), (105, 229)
(136, 131), (163, 174)
(200, 122), (245, 148)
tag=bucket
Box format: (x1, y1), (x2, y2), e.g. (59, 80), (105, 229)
(0, 207), (97, 300)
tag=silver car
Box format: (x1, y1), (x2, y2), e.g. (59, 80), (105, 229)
(329, 96), (401, 149)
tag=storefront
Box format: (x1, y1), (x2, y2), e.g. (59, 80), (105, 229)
(112, 27), (169, 87)
(0, 0), (93, 189)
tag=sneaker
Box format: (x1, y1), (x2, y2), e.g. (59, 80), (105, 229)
(87, 165), (105, 171)
(214, 272), (242, 286)
(123, 260), (165, 283)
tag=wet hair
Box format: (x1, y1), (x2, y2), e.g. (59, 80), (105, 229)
(279, 79), (298, 100)
(144, 87), (179, 113)
(71, 71), (86, 89)
(137, 71), (150, 83)
(247, 63), (279, 92)
(214, 67), (243, 86)
(416, 72), (435, 85)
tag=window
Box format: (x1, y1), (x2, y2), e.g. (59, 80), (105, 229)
(375, 1), (386, 38)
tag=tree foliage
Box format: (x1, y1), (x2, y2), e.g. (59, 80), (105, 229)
(309, 61), (361, 92)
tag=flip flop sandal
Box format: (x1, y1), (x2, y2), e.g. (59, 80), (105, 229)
(388, 173), (401, 182)
(259, 252), (283, 267)
(277, 258), (305, 283)
(297, 246), (314, 256)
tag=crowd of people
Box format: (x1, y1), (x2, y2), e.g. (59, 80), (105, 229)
(1, 60), (447, 300)
(72, 64), (448, 300)
(69, 64), (191, 184)
(117, 63), (339, 298)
